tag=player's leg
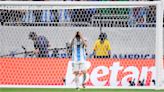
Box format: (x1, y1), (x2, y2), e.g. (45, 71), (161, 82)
(80, 63), (87, 88)
(74, 71), (79, 89)
(81, 70), (86, 88)
(73, 63), (80, 89)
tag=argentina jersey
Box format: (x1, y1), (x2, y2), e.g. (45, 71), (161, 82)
(72, 39), (86, 63)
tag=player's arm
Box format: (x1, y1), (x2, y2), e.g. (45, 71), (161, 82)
(79, 32), (87, 47)
(70, 37), (75, 48)
(106, 40), (111, 57)
(81, 37), (87, 47)
(108, 50), (111, 57)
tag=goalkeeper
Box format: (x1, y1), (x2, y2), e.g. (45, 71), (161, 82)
(92, 32), (111, 58)
(70, 31), (87, 89)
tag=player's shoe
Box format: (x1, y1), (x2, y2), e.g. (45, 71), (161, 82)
(82, 83), (86, 88)
(76, 87), (80, 91)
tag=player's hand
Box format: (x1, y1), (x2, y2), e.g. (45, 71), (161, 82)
(78, 32), (83, 38)
(74, 32), (78, 38)
(78, 32), (84, 40)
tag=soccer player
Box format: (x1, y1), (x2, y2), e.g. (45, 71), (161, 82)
(70, 31), (87, 89)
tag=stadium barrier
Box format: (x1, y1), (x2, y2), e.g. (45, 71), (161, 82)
(1, 58), (163, 87)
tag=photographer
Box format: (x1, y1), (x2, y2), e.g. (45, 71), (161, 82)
(29, 32), (50, 58)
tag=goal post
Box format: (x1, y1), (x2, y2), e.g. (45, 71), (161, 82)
(0, 1), (163, 89)
(156, 1), (163, 89)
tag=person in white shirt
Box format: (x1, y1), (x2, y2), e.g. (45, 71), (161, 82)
(70, 31), (87, 89)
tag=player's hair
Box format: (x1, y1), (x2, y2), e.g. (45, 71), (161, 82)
(75, 31), (80, 38)
(99, 32), (105, 41)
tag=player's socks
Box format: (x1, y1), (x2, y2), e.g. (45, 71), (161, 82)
(75, 75), (79, 89)
(82, 73), (86, 88)
(76, 87), (80, 91)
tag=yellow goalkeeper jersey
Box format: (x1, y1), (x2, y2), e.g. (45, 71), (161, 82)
(93, 39), (111, 56)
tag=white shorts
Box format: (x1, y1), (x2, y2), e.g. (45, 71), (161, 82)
(72, 62), (86, 72)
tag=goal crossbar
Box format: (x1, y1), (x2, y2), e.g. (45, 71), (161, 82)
(0, 1), (161, 6)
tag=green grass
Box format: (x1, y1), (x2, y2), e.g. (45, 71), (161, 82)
(1, 88), (164, 92)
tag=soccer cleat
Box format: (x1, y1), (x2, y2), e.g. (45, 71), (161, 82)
(82, 83), (86, 88)
(76, 87), (80, 91)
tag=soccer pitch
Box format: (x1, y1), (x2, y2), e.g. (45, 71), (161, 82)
(1, 88), (164, 92)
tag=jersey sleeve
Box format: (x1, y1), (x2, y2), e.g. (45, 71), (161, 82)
(93, 40), (98, 51)
(106, 40), (111, 51)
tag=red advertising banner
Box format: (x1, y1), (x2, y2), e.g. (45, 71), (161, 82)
(0, 58), (163, 86)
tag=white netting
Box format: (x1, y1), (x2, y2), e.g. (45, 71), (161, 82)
(0, 5), (158, 58)
(0, 1), (163, 88)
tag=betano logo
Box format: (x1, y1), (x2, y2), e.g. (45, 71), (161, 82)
(1, 58), (160, 86)
(66, 60), (155, 86)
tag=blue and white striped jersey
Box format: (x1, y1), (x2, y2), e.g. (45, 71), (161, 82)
(72, 38), (87, 63)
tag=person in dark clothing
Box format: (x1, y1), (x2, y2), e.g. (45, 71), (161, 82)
(29, 32), (50, 57)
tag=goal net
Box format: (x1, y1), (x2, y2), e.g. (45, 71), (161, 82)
(0, 1), (163, 89)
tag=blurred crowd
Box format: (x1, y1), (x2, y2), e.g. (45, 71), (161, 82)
(0, 0), (163, 27)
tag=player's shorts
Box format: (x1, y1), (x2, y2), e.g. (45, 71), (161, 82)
(72, 62), (86, 72)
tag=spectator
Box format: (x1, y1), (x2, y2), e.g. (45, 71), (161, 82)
(22, 10), (35, 23)
(92, 32), (111, 58)
(98, 0), (129, 27)
(41, 0), (59, 22)
(58, 0), (72, 22)
(128, 0), (147, 27)
(28, 32), (50, 57)
(22, 0), (36, 23)
(32, 1), (43, 23)
(33, 10), (42, 22)
(70, 9), (86, 24)
(147, 6), (156, 27)
(41, 9), (57, 22)
(59, 9), (71, 22)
